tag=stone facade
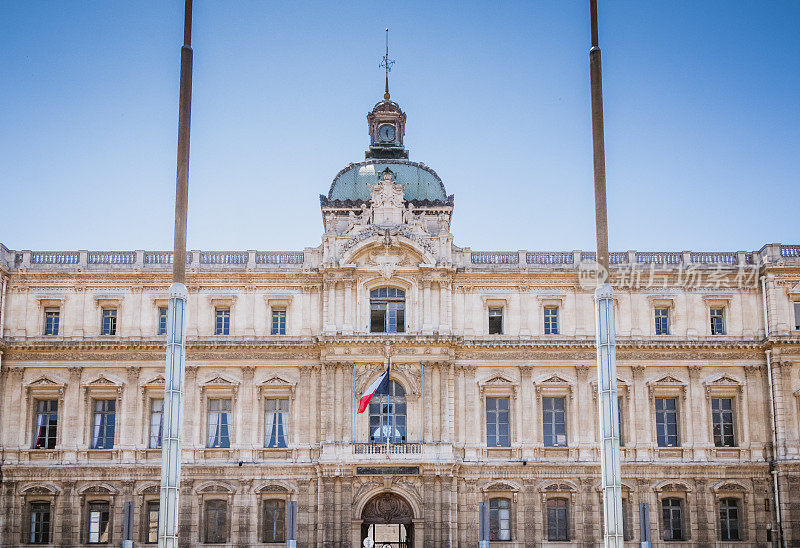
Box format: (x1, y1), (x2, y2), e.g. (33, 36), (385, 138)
(1, 99), (800, 547)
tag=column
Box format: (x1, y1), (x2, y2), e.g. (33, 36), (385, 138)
(423, 362), (433, 442)
(519, 288), (531, 336)
(438, 282), (449, 332)
(120, 366), (139, 462)
(688, 365), (708, 460)
(343, 281), (353, 333)
(423, 281), (432, 333)
(301, 287), (312, 335)
(520, 366), (533, 455)
(64, 366), (83, 463)
(631, 365), (650, 459)
(240, 366), (256, 456)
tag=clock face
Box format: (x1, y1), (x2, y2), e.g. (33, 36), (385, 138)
(378, 124), (396, 142)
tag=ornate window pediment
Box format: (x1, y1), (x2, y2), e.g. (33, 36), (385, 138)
(539, 480), (576, 493)
(703, 373), (743, 397)
(255, 483), (292, 494)
(711, 481), (747, 493)
(78, 483), (118, 496)
(257, 374), (296, 397)
(195, 482), (235, 495)
(26, 374), (66, 395)
(20, 483), (60, 495)
(653, 480), (691, 493)
(200, 373), (240, 392)
(534, 373), (574, 397)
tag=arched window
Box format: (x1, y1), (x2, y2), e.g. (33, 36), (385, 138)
(719, 498), (740, 541)
(370, 288), (405, 333)
(489, 498), (511, 541)
(369, 380), (406, 443)
(204, 500), (227, 544)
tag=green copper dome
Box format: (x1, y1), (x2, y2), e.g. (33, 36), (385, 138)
(323, 160), (452, 206)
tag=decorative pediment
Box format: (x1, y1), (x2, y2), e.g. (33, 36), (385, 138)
(200, 373), (240, 390)
(139, 484), (160, 495)
(539, 480), (576, 493)
(78, 483), (118, 495)
(533, 373), (573, 387)
(653, 480), (691, 493)
(480, 374), (515, 386)
(483, 481), (519, 493)
(703, 373), (741, 386)
(86, 375), (123, 387)
(195, 482), (234, 495)
(255, 483), (290, 494)
(647, 374), (685, 387)
(257, 375), (297, 395)
(26, 375), (66, 392)
(143, 374), (165, 386)
(711, 481), (747, 493)
(20, 484), (60, 495)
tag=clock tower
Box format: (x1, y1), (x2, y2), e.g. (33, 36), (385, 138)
(366, 100), (408, 159)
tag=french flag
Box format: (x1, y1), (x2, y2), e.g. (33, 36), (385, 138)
(357, 352), (391, 414)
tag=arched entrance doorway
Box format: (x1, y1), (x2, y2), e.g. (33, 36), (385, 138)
(360, 492), (413, 548)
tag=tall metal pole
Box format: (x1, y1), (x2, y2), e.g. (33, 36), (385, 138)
(159, 1), (193, 546)
(589, 1), (624, 546)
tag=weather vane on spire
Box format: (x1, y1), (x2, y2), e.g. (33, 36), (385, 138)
(379, 27), (395, 101)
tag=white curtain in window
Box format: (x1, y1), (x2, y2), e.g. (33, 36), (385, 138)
(150, 399), (164, 449)
(92, 404), (103, 448)
(208, 410), (220, 447)
(35, 412), (47, 445)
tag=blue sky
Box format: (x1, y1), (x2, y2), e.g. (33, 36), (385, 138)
(1, 1), (798, 253)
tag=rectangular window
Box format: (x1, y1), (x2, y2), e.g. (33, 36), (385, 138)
(794, 302), (800, 330)
(87, 501), (110, 543)
(489, 498), (511, 541)
(149, 399), (164, 449)
(91, 399), (116, 449)
(207, 399), (232, 448)
(44, 308), (60, 335)
(158, 307), (168, 335)
(712, 397), (736, 447)
(29, 501), (51, 544)
(542, 396), (567, 447)
(146, 501), (159, 544)
(710, 307), (726, 335)
(654, 307), (669, 335)
(215, 308), (230, 335)
(719, 498), (740, 541)
(485, 397), (510, 447)
(204, 500), (227, 544)
(271, 308), (287, 335)
(34, 399), (58, 449)
(655, 397), (679, 447)
(101, 308), (117, 335)
(661, 498), (683, 540)
(547, 498), (569, 541)
(618, 396), (624, 447)
(488, 307), (503, 335)
(369, 288), (405, 333)
(544, 306), (559, 335)
(265, 398), (289, 448)
(263, 499), (286, 543)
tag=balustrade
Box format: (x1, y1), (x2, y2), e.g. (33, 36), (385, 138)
(526, 251), (573, 264)
(256, 251), (304, 264)
(88, 251), (135, 264)
(471, 251), (518, 264)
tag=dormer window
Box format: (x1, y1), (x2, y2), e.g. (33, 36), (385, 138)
(370, 287), (405, 333)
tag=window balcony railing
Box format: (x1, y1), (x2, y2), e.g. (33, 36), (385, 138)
(353, 442), (423, 455)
